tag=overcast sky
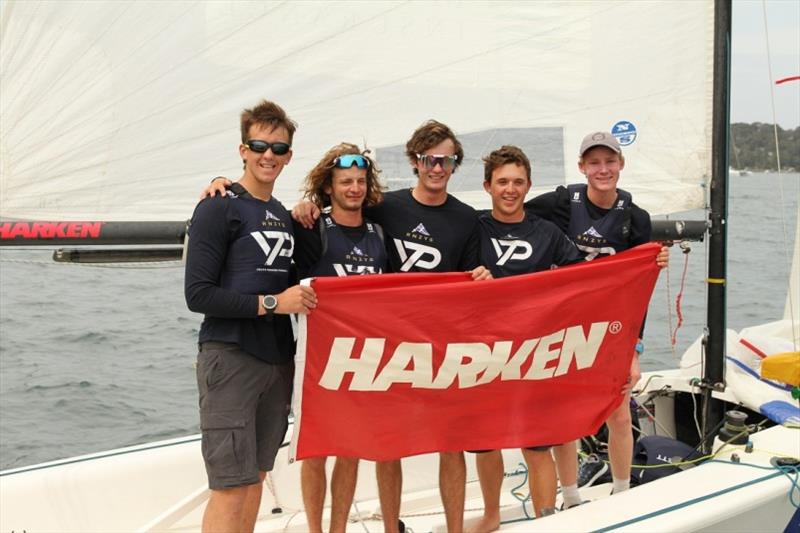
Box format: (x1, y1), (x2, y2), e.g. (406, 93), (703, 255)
(732, 0), (800, 128)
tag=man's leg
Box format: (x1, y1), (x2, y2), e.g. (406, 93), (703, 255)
(250, 360), (292, 528)
(202, 485), (249, 533)
(198, 344), (268, 533)
(607, 394), (633, 493)
(553, 441), (582, 508)
(521, 449), (557, 517)
(240, 471), (266, 532)
(467, 450), (503, 533)
(330, 457), (359, 533)
(301, 457), (328, 533)
(376, 459), (402, 533)
(552, 441), (578, 486)
(439, 451), (466, 532)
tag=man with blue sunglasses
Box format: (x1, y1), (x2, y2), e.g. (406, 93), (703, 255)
(293, 144), (388, 533)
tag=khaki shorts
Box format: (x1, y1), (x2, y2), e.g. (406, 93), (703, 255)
(196, 342), (293, 490)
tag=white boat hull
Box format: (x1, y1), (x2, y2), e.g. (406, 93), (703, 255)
(2, 401), (797, 532)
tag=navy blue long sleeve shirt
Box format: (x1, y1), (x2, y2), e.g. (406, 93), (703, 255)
(184, 189), (295, 363)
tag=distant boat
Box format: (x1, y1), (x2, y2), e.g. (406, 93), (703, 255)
(730, 167), (752, 176)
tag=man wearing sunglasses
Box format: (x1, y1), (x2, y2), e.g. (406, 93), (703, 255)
(203, 120), (490, 532)
(292, 144), (387, 533)
(292, 120), (490, 533)
(185, 100), (317, 533)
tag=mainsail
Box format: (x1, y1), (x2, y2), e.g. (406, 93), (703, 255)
(1, 1), (714, 221)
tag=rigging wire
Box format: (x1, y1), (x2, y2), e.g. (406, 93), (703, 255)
(630, 392), (677, 439)
(761, 0), (799, 350)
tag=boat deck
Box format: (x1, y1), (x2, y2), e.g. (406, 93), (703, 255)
(2, 420), (797, 532)
(164, 425), (798, 532)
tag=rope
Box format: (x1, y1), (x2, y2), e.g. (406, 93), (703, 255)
(264, 472), (283, 515)
(352, 502), (373, 533)
(670, 243), (692, 354)
(506, 462), (534, 521)
(279, 510), (304, 533)
(391, 465), (531, 522)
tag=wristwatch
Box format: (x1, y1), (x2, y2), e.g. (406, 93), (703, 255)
(262, 295), (278, 315)
(634, 341), (644, 355)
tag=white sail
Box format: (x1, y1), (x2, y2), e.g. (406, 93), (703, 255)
(1, 0), (713, 221)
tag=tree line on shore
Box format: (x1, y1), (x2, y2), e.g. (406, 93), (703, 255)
(731, 122), (799, 172)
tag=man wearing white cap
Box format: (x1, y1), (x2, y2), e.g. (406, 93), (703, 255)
(524, 131), (668, 509)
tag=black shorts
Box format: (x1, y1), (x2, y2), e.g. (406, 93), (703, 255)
(197, 342), (293, 490)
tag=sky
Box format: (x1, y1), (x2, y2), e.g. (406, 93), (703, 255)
(732, 0), (800, 128)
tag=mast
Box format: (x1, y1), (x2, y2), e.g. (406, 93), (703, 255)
(701, 0), (731, 450)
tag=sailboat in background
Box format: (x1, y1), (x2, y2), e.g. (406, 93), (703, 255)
(1, 0), (797, 531)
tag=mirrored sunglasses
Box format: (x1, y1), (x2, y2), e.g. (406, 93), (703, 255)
(416, 153), (458, 170)
(332, 154), (370, 169)
(244, 140), (291, 155)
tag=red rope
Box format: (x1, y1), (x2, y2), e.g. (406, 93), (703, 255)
(670, 252), (690, 347)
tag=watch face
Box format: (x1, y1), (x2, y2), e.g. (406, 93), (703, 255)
(264, 295), (278, 310)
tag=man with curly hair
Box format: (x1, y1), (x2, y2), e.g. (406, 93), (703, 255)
(293, 144), (388, 533)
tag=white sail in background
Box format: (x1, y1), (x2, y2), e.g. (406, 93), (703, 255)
(1, 0), (713, 221)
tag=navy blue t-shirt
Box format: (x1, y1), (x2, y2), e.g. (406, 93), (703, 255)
(477, 211), (584, 278)
(364, 189), (480, 273)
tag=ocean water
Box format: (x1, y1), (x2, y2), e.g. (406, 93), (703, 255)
(0, 172), (797, 470)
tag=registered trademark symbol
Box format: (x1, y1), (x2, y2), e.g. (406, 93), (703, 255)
(609, 321), (622, 334)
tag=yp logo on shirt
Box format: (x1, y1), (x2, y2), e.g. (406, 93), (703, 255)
(250, 231), (294, 265)
(490, 238), (532, 266)
(393, 239), (441, 272)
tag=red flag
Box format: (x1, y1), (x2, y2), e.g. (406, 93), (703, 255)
(291, 243), (661, 461)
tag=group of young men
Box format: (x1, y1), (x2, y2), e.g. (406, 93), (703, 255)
(185, 99), (669, 533)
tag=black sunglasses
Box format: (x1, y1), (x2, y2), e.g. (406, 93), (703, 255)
(244, 140), (291, 155)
